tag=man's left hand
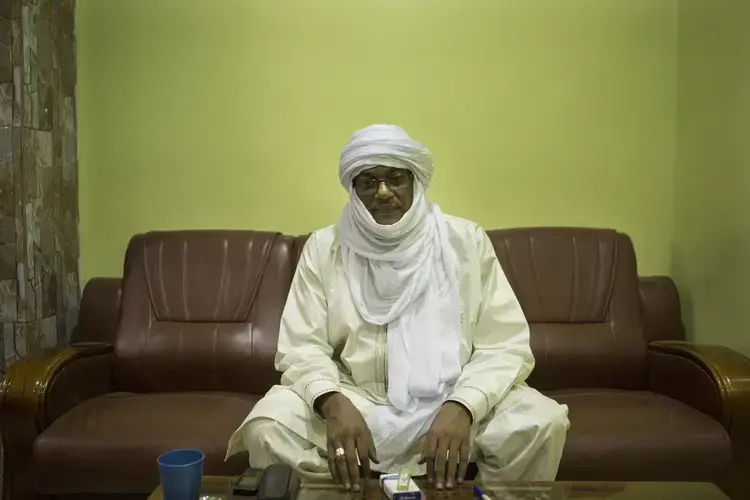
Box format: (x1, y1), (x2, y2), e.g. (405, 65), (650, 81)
(421, 401), (472, 489)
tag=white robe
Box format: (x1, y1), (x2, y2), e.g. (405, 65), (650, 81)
(226, 216), (569, 479)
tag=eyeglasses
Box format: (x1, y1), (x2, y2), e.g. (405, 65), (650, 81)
(353, 171), (413, 196)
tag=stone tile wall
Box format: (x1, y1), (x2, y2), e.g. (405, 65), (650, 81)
(0, 0), (78, 374)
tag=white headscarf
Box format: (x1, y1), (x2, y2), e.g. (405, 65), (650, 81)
(338, 125), (462, 470)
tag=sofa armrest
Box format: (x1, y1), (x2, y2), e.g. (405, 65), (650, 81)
(0, 342), (113, 500)
(648, 341), (750, 428)
(649, 340), (750, 498)
(639, 276), (686, 342)
(71, 277), (122, 344)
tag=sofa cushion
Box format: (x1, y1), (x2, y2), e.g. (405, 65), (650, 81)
(34, 392), (258, 495)
(548, 389), (732, 485)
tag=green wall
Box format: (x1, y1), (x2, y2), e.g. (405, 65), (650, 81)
(77, 0), (678, 281)
(672, 0), (750, 354)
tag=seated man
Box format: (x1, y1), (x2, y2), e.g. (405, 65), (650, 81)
(226, 124), (569, 491)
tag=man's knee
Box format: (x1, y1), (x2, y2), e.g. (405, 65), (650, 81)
(475, 397), (568, 480)
(240, 417), (330, 478)
(242, 418), (285, 458)
(478, 392), (569, 450)
(542, 404), (570, 439)
(519, 399), (569, 450)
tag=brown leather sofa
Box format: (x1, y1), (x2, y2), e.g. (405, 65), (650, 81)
(2, 228), (749, 500)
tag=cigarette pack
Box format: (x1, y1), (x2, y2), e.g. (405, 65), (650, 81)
(380, 472), (421, 500)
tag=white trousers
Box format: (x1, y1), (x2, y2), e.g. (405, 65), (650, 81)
(229, 384), (569, 482)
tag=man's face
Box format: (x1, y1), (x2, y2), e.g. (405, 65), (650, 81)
(353, 166), (414, 225)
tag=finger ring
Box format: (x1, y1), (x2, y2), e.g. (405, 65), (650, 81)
(335, 447), (346, 457)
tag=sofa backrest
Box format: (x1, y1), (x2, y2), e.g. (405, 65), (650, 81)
(111, 227), (648, 394)
(487, 228), (647, 391)
(113, 230), (296, 393)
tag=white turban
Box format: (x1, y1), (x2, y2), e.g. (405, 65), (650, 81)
(337, 124), (462, 472)
(338, 124), (434, 190)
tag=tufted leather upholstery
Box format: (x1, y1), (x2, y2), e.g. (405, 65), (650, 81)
(488, 228), (647, 391)
(114, 231), (295, 394)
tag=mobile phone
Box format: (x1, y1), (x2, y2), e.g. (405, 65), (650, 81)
(233, 468), (263, 496)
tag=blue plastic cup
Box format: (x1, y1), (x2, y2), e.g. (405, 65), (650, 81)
(157, 449), (205, 500)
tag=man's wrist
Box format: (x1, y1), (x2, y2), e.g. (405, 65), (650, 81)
(445, 400), (474, 423)
(313, 391), (341, 418)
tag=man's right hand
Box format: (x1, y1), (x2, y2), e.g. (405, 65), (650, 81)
(317, 392), (378, 492)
